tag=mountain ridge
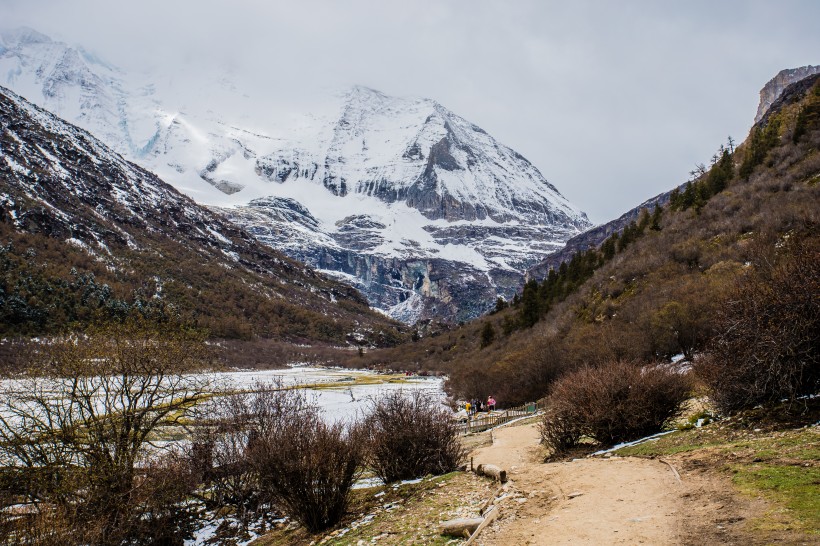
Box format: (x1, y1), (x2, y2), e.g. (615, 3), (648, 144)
(0, 83), (405, 346)
(0, 27), (591, 322)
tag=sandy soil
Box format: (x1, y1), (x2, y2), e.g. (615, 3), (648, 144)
(468, 423), (783, 546)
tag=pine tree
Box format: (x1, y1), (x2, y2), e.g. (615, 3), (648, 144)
(480, 321), (496, 348)
(519, 280), (540, 328)
(601, 233), (618, 260)
(650, 205), (663, 231)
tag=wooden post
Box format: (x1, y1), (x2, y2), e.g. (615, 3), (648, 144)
(464, 506), (500, 545)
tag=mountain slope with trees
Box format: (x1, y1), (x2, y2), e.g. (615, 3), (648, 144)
(0, 85), (406, 355)
(354, 73), (820, 407)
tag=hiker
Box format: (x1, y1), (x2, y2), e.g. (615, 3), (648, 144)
(465, 400), (471, 415)
(487, 395), (496, 412)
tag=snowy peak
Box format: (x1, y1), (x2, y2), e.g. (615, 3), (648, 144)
(0, 84), (402, 343)
(0, 27), (52, 47)
(0, 27), (592, 322)
(0, 27), (128, 154)
(257, 86), (589, 227)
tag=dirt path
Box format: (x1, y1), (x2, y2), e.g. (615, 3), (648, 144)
(468, 423), (775, 546)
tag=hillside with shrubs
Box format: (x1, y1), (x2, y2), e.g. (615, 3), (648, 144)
(0, 86), (407, 360)
(356, 73), (820, 422)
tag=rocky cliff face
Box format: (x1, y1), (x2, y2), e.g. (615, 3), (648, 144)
(1, 28), (592, 323)
(755, 65), (820, 123)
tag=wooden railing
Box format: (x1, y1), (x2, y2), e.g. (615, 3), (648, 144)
(458, 399), (546, 434)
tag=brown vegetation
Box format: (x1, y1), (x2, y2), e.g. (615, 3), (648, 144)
(363, 390), (465, 483)
(539, 360), (691, 454)
(351, 75), (820, 414)
(249, 400), (362, 533)
(0, 322), (210, 545)
(695, 234), (819, 413)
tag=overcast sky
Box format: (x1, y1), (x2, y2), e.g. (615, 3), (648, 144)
(3, 0), (819, 223)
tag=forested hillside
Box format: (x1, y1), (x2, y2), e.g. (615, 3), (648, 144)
(0, 86), (407, 359)
(355, 74), (820, 406)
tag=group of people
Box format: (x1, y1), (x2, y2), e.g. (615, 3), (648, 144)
(465, 395), (496, 415)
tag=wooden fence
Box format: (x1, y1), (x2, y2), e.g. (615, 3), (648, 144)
(458, 399), (547, 434)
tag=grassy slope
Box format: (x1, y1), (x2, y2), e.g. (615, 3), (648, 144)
(616, 400), (820, 536)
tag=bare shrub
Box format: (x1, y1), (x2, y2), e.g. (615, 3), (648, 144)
(540, 360), (691, 452)
(538, 404), (582, 455)
(125, 450), (200, 545)
(363, 390), (465, 483)
(0, 321), (211, 545)
(187, 380), (311, 523)
(695, 234), (820, 413)
(248, 400), (362, 533)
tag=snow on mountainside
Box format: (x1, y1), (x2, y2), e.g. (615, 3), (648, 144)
(0, 27), (592, 322)
(0, 83), (403, 344)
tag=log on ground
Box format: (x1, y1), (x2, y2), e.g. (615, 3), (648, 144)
(476, 463), (508, 483)
(440, 517), (484, 537)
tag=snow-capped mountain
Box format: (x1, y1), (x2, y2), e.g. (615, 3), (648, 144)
(0, 83), (403, 344)
(0, 27), (592, 322)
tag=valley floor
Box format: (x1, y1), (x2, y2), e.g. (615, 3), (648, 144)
(253, 411), (818, 545)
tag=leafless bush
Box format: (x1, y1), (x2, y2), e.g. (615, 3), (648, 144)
(187, 381), (308, 521)
(696, 234), (820, 413)
(123, 450), (200, 545)
(540, 360), (691, 452)
(248, 400), (362, 533)
(363, 390), (464, 483)
(538, 404), (582, 455)
(0, 321), (211, 545)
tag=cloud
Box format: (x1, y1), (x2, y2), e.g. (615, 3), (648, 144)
(4, 0), (819, 222)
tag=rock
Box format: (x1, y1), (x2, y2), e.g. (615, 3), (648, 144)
(756, 65), (820, 123)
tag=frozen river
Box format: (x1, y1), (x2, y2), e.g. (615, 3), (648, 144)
(208, 366), (447, 423)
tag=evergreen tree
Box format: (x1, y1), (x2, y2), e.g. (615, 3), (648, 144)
(480, 321), (496, 348)
(637, 208), (651, 233)
(649, 205), (663, 231)
(519, 280), (540, 328)
(669, 188), (682, 210)
(601, 233), (618, 260)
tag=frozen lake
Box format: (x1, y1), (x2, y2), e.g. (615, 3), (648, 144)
(0, 366), (447, 427)
(207, 366), (447, 423)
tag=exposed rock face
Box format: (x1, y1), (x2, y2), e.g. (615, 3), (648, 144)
(219, 86), (592, 322)
(755, 65), (820, 123)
